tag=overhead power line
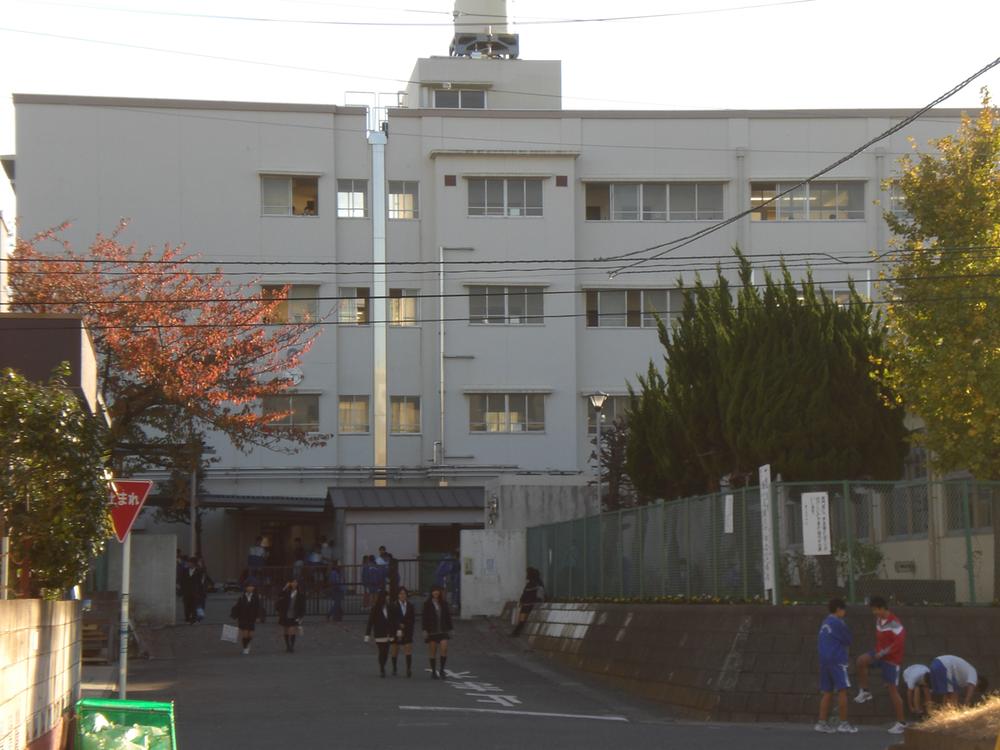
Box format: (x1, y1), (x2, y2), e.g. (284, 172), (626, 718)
(15, 0), (817, 28)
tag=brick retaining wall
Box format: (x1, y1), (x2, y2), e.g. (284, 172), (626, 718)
(523, 603), (1000, 724)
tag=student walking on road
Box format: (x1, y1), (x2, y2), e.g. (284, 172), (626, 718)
(276, 578), (306, 653)
(365, 590), (395, 678)
(231, 579), (262, 655)
(854, 595), (907, 734)
(422, 585), (454, 680)
(815, 597), (857, 734)
(390, 586), (416, 677)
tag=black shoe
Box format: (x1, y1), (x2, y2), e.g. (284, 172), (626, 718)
(431, 671), (438, 679)
(407, 669), (412, 678)
(439, 671), (447, 680)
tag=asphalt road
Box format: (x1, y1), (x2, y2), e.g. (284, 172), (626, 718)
(118, 599), (897, 750)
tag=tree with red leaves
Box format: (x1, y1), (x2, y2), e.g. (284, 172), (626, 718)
(9, 223), (325, 498)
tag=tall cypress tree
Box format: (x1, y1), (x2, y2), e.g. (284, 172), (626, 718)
(626, 249), (907, 498)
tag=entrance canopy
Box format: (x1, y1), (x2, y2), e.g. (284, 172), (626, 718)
(328, 486), (484, 510)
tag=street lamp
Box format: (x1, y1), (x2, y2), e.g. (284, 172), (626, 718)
(588, 392), (608, 511)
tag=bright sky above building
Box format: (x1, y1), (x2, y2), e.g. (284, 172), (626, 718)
(2, 0), (999, 155)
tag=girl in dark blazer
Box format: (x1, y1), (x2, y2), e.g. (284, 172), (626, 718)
(230, 579), (262, 655)
(421, 585), (453, 679)
(390, 586), (416, 677)
(276, 578), (306, 653)
(511, 567), (545, 637)
(365, 590), (394, 677)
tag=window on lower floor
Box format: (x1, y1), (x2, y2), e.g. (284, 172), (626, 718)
(389, 288), (419, 326)
(468, 178), (543, 217)
(261, 175), (318, 216)
(338, 395), (370, 433)
(750, 181), (865, 221)
(262, 394), (320, 432)
(469, 285), (544, 324)
(338, 287), (370, 324)
(585, 182), (723, 221)
(388, 181), (419, 219)
(337, 179), (368, 218)
(469, 393), (545, 433)
(262, 285), (319, 323)
(945, 483), (995, 532)
(390, 396), (421, 433)
(884, 484), (930, 537)
(587, 395), (630, 434)
(585, 288), (682, 328)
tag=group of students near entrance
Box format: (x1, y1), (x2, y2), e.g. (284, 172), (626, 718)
(817, 595), (989, 735)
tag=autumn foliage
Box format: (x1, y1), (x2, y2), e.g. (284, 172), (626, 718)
(9, 223), (324, 464)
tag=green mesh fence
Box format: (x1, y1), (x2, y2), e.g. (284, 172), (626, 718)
(526, 480), (998, 605)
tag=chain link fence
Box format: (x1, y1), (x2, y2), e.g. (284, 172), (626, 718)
(527, 480), (998, 605)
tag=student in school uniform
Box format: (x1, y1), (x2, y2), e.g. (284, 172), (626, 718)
(276, 578), (306, 653)
(365, 590), (395, 677)
(854, 595), (907, 735)
(421, 585), (454, 680)
(390, 586), (416, 677)
(230, 579), (262, 655)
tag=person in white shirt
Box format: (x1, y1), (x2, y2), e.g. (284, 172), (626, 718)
(907, 656), (988, 711)
(902, 664), (931, 716)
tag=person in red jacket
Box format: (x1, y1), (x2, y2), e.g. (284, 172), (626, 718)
(854, 595), (906, 734)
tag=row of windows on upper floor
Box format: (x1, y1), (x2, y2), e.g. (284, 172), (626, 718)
(266, 285), (856, 328)
(262, 175), (908, 221)
(265, 392), (623, 436)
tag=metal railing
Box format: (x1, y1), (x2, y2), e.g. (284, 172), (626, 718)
(527, 480), (998, 605)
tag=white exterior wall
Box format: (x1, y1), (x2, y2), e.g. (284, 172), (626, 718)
(12, 83), (971, 510)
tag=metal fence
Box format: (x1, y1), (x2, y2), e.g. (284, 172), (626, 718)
(527, 480), (998, 605)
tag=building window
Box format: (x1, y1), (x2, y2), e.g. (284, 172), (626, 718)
(468, 178), (543, 217)
(434, 89), (486, 109)
(469, 393), (545, 433)
(585, 182), (724, 221)
(946, 483), (995, 532)
(585, 288), (681, 328)
(750, 181), (865, 221)
(338, 287), (370, 324)
(337, 179), (368, 218)
(884, 483), (930, 537)
(469, 286), (543, 324)
(389, 288), (419, 326)
(262, 285), (319, 323)
(338, 395), (370, 433)
(390, 396), (421, 433)
(388, 181), (419, 219)
(587, 395), (630, 434)
(887, 184), (909, 220)
(261, 176), (318, 216)
(262, 394), (320, 432)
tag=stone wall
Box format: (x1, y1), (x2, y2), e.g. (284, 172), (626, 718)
(0, 601), (80, 750)
(525, 602), (1000, 723)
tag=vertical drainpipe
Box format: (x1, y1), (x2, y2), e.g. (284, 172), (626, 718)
(438, 246), (446, 470)
(369, 127), (388, 481)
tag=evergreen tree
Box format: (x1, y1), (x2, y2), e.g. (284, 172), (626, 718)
(627, 249), (907, 498)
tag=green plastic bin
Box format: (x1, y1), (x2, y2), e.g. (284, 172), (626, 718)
(75, 698), (176, 749)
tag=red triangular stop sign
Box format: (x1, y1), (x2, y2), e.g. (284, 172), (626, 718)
(109, 480), (154, 543)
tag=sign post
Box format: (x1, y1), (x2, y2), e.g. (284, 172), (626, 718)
(109, 479), (153, 700)
(759, 464), (776, 604)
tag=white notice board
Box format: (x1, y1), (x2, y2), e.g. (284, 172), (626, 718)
(801, 492), (832, 556)
(724, 494), (734, 534)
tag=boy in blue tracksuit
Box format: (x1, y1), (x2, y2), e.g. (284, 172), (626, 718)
(816, 598), (858, 734)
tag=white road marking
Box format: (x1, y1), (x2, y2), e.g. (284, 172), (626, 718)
(398, 706), (629, 722)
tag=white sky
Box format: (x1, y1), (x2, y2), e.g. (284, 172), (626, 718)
(2, 0), (1000, 155)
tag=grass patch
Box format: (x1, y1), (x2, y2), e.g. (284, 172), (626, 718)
(919, 694), (1000, 741)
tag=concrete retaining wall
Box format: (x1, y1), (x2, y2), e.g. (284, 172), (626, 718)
(0, 601), (80, 750)
(524, 602), (1000, 723)
(105, 534), (176, 626)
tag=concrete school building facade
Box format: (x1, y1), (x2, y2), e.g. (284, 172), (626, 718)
(8, 8), (972, 584)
